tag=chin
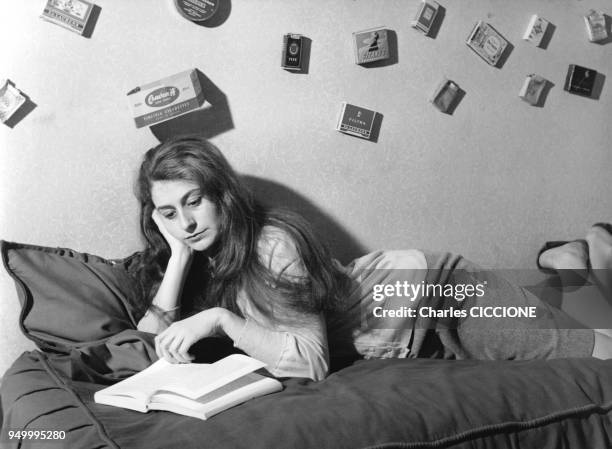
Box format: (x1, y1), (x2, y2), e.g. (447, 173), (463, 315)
(189, 236), (216, 252)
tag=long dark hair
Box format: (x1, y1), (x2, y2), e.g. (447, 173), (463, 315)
(131, 136), (347, 324)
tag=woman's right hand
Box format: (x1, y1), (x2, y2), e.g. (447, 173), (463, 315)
(152, 210), (193, 259)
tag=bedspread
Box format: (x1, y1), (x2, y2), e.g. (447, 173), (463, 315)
(2, 331), (612, 449)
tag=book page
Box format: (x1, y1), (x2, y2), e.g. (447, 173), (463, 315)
(95, 354), (267, 403)
(95, 359), (174, 400)
(149, 373), (283, 419)
(158, 354), (266, 399)
(151, 374), (263, 410)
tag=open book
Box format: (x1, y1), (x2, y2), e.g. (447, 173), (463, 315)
(94, 354), (283, 420)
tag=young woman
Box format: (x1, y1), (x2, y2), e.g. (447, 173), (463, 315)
(134, 136), (612, 381)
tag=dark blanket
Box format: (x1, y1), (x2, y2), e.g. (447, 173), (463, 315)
(2, 330), (612, 449)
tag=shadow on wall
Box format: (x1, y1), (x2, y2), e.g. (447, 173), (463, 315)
(150, 70), (234, 142)
(242, 175), (367, 264)
(147, 69), (363, 262)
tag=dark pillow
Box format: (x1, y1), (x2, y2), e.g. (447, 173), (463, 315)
(1, 240), (143, 352)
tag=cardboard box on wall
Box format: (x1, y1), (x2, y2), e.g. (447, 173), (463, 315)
(353, 27), (390, 64)
(127, 69), (205, 128)
(40, 0), (95, 35)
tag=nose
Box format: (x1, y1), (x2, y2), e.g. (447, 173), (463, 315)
(177, 210), (196, 232)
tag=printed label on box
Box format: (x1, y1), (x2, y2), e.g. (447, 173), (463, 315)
(336, 102), (377, 139)
(175, 0), (219, 22)
(0, 80), (26, 123)
(40, 0), (94, 35)
(430, 78), (460, 113)
(353, 28), (389, 64)
(584, 10), (607, 42)
(412, 1), (439, 35)
(564, 65), (597, 97)
(127, 69), (205, 128)
(523, 15), (549, 47)
(466, 21), (508, 66)
(519, 74), (546, 105)
(282, 34), (303, 70)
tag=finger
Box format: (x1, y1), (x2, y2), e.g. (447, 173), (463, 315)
(158, 337), (170, 362)
(177, 338), (195, 363)
(158, 334), (178, 363)
(168, 335), (189, 364)
(154, 335), (163, 360)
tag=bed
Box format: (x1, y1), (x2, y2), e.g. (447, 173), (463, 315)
(2, 240), (612, 449)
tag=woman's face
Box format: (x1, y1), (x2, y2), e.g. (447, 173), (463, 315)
(151, 179), (221, 252)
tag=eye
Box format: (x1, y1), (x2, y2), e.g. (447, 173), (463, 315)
(161, 210), (176, 220)
(187, 196), (202, 207)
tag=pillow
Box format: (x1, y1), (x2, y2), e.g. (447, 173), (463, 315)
(1, 240), (143, 352)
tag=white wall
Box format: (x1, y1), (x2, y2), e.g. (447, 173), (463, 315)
(2, 0), (611, 375)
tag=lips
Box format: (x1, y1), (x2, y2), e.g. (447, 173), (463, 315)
(185, 229), (207, 241)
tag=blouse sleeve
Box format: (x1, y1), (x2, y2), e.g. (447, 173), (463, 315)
(232, 226), (330, 381)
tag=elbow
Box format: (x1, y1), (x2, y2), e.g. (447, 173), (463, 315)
(270, 335), (329, 381)
(308, 354), (329, 382)
(295, 337), (330, 381)
(297, 347), (329, 381)
(273, 353), (328, 382)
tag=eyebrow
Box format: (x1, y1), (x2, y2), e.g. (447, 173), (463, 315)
(155, 188), (201, 210)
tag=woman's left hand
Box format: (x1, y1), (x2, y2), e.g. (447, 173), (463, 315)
(155, 308), (225, 363)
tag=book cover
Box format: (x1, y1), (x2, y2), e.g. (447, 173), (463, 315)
(94, 354), (283, 420)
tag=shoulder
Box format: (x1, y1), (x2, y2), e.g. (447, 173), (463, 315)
(257, 225), (306, 278)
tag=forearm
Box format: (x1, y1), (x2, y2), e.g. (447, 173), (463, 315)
(218, 308), (247, 341)
(151, 251), (192, 310)
(137, 252), (192, 333)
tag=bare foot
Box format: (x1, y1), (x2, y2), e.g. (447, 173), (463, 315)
(538, 241), (588, 271)
(586, 225), (612, 270)
(585, 224), (612, 303)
